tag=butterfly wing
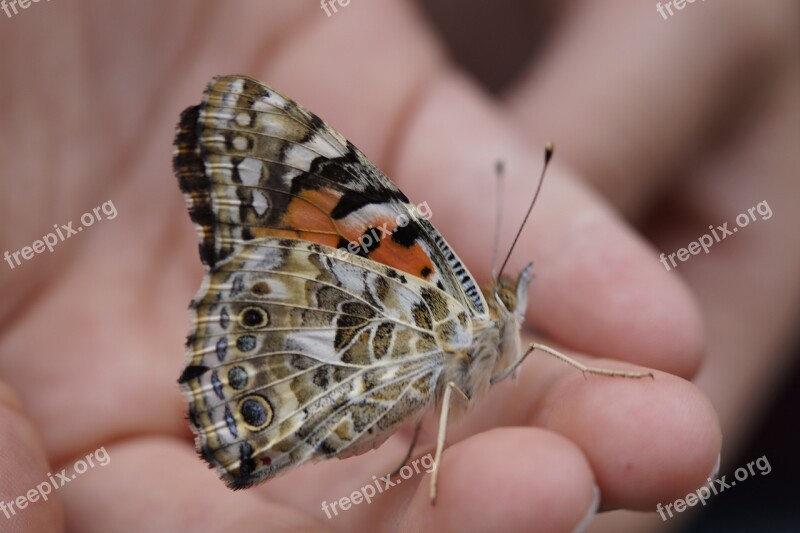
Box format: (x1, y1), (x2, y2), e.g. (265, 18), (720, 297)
(177, 237), (472, 488)
(174, 74), (487, 317)
(174, 76), (477, 488)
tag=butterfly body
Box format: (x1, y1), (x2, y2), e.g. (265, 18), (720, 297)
(174, 75), (532, 489)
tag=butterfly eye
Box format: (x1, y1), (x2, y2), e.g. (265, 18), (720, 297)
(497, 288), (516, 311)
(240, 306), (269, 329)
(239, 395), (273, 431)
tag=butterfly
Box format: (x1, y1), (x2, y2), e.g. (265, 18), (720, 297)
(173, 75), (651, 502)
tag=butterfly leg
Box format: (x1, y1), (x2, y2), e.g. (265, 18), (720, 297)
(430, 381), (470, 504)
(491, 342), (654, 384)
(389, 418), (423, 478)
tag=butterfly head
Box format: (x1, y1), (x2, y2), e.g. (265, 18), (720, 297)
(491, 261), (534, 322)
(474, 262), (534, 387)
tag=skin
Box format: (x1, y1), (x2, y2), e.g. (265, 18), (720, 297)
(0, 0), (796, 531)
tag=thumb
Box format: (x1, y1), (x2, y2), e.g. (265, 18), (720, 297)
(0, 382), (64, 532)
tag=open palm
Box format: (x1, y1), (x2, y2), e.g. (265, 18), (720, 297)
(5, 1), (795, 532)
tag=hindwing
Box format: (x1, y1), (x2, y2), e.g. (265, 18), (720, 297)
(178, 238), (471, 487)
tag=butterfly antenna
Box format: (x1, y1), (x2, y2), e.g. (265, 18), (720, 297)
(496, 142), (554, 280)
(491, 160), (505, 278)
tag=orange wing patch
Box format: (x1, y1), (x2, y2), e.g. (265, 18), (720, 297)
(248, 188), (342, 248)
(269, 190), (438, 283)
(334, 212), (438, 283)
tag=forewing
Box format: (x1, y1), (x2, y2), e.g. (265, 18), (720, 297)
(173, 74), (487, 316)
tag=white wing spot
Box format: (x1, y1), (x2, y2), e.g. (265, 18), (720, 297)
(233, 136), (248, 151)
(236, 112), (251, 126)
(238, 157), (262, 186)
(252, 189), (269, 216)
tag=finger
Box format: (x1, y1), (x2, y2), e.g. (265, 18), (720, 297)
(505, 0), (798, 216)
(0, 383), (64, 531)
(530, 365), (718, 510)
(60, 437), (326, 533)
(394, 74), (704, 377)
(460, 341), (721, 511)
(400, 428), (599, 533)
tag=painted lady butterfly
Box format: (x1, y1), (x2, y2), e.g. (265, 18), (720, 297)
(174, 75), (650, 502)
